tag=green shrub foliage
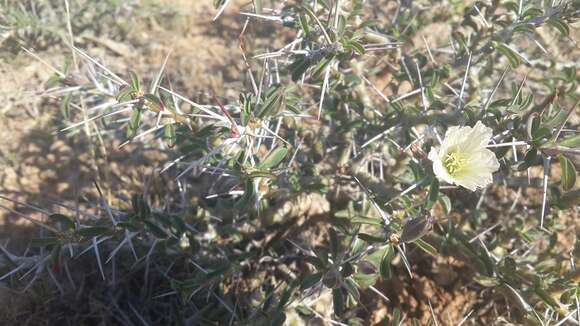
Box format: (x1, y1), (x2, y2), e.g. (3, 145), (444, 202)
(1, 0), (579, 325)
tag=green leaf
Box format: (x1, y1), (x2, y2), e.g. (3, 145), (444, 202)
(144, 220), (167, 238)
(350, 216), (383, 225)
(270, 311), (285, 326)
(235, 179), (256, 209)
(336, 15), (346, 36)
(49, 214), (75, 230)
(278, 286), (295, 309)
(343, 277), (360, 301)
(504, 2), (518, 13)
(413, 238), (437, 256)
(543, 105), (570, 128)
(534, 286), (559, 309)
(164, 123), (176, 148)
(298, 13), (309, 34)
(557, 189), (580, 209)
(301, 272), (322, 290)
(329, 228), (339, 259)
(513, 23), (535, 33)
(132, 194), (151, 219)
(533, 127), (552, 143)
(127, 104), (143, 139)
(451, 32), (467, 51)
(246, 170), (276, 179)
(358, 233), (387, 243)
(30, 237), (60, 247)
(558, 154), (577, 191)
(352, 272), (376, 288)
(546, 18), (569, 36)
(310, 56), (334, 80)
(289, 57), (311, 82)
(257, 147), (288, 169)
(258, 85), (284, 118)
(77, 226), (110, 238)
(526, 113), (539, 141)
(116, 86), (134, 102)
(492, 41), (521, 67)
(50, 244), (62, 264)
(401, 217), (431, 243)
(116, 221), (139, 232)
(516, 148), (538, 171)
(240, 93), (253, 126)
(438, 194), (452, 214)
(304, 256), (325, 269)
(474, 275), (501, 287)
(379, 245), (395, 279)
(344, 40), (365, 55)
(557, 134), (580, 148)
(333, 289), (345, 315)
(522, 7), (542, 18)
(143, 93), (164, 112)
(426, 179), (439, 208)
(391, 308), (401, 326)
(129, 70), (141, 92)
(60, 93), (72, 119)
(213, 0), (226, 9)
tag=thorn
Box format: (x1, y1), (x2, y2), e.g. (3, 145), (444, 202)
(318, 64), (332, 120)
(92, 237), (106, 280)
(540, 155), (551, 229)
(457, 51), (472, 111)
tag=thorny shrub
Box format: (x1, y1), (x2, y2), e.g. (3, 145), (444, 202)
(1, 0), (579, 325)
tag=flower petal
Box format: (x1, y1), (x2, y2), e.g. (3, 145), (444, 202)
(467, 148), (500, 173)
(454, 148), (500, 190)
(439, 126), (464, 156)
(458, 121), (494, 153)
(429, 147), (455, 184)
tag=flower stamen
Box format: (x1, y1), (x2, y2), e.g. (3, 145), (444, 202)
(443, 151), (467, 176)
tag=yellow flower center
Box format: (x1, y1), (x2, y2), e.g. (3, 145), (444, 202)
(443, 151), (467, 176)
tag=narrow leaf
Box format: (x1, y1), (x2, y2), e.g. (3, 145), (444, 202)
(257, 147), (288, 169)
(558, 154), (577, 190)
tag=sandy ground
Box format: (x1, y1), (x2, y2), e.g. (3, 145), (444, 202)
(0, 1), (578, 325)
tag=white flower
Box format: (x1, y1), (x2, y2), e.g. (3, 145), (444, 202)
(428, 121), (500, 191)
(179, 233), (190, 249)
